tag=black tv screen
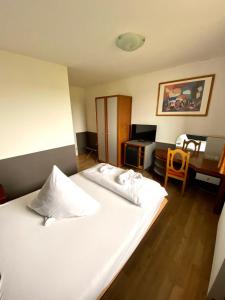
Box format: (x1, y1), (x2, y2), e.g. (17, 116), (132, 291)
(131, 124), (157, 142)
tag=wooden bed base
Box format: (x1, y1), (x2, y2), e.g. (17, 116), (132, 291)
(97, 197), (168, 299)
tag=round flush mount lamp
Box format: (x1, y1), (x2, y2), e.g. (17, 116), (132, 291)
(116, 32), (145, 52)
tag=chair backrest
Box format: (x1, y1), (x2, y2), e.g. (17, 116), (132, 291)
(167, 148), (190, 175)
(218, 145), (225, 174)
(182, 139), (201, 153)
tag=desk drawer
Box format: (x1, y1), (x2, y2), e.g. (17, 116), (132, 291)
(195, 173), (221, 186)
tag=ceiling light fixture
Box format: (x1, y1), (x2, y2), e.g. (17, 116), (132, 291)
(116, 32), (145, 52)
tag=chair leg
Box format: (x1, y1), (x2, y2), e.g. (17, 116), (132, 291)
(181, 180), (186, 196)
(164, 175), (168, 188)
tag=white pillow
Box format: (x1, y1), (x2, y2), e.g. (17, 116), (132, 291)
(29, 165), (100, 225)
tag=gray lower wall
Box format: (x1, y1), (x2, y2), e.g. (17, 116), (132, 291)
(76, 131), (97, 154)
(208, 259), (225, 300)
(0, 145), (76, 200)
(76, 132), (87, 154)
(87, 131), (97, 149)
(75, 132), (173, 156)
(155, 142), (175, 149)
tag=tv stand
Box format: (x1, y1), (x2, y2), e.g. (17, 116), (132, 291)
(124, 140), (156, 170)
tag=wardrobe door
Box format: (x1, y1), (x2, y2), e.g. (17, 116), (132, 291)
(117, 96), (132, 166)
(96, 98), (106, 162)
(107, 97), (118, 165)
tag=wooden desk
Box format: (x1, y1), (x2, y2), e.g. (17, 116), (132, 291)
(155, 148), (225, 214)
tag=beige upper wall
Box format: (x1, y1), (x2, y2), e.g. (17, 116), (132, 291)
(0, 50), (74, 160)
(70, 86), (86, 133)
(85, 56), (225, 144)
(69, 85), (86, 155)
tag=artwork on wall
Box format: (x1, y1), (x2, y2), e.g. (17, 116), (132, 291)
(156, 74), (215, 116)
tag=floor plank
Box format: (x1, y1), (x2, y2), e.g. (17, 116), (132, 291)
(76, 154), (219, 300)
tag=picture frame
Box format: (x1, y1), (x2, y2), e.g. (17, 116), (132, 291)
(156, 74), (215, 116)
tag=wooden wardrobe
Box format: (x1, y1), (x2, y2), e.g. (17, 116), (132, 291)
(96, 95), (132, 167)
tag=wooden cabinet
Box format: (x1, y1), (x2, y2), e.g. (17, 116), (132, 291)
(96, 95), (132, 167)
(124, 141), (155, 170)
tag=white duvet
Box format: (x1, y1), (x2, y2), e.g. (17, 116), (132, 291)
(0, 171), (166, 300)
(82, 164), (167, 207)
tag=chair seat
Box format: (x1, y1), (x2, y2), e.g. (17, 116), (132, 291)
(168, 169), (185, 179)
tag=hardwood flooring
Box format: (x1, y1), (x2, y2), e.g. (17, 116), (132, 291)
(76, 154), (219, 300)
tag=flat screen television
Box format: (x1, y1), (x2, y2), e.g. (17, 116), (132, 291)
(131, 124), (157, 142)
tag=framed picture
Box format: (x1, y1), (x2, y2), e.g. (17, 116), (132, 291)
(156, 74), (215, 116)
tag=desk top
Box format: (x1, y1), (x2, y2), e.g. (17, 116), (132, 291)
(125, 140), (154, 147)
(155, 148), (225, 178)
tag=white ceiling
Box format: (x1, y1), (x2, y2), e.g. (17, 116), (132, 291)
(0, 0), (225, 87)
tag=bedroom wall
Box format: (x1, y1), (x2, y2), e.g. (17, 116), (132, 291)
(0, 50), (76, 199)
(85, 56), (225, 144)
(0, 50), (74, 160)
(70, 85), (87, 133)
(69, 85), (86, 154)
(208, 204), (225, 299)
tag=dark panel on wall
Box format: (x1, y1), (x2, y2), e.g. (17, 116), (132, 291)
(208, 259), (225, 300)
(76, 131), (97, 154)
(0, 145), (76, 200)
(155, 142), (175, 149)
(76, 132), (87, 154)
(87, 131), (97, 149)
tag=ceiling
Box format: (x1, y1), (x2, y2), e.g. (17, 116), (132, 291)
(0, 0), (225, 87)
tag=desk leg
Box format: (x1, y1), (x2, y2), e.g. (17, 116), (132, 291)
(214, 177), (225, 214)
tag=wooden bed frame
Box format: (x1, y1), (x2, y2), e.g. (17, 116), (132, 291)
(97, 197), (168, 299)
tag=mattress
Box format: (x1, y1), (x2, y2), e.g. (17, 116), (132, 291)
(0, 173), (165, 300)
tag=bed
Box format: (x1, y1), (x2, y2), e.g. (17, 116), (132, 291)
(0, 169), (167, 300)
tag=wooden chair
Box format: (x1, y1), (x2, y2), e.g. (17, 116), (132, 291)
(164, 148), (190, 195)
(182, 139), (201, 154)
(218, 145), (225, 174)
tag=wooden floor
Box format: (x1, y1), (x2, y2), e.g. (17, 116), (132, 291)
(76, 154), (219, 300)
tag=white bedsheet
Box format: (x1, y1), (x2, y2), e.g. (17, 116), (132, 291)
(82, 164), (167, 207)
(0, 173), (165, 300)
